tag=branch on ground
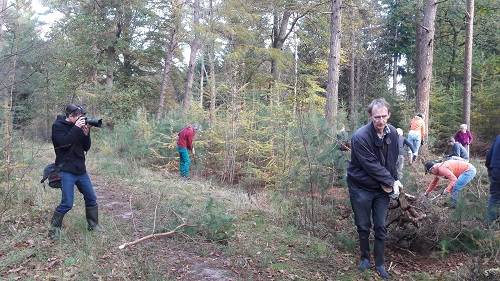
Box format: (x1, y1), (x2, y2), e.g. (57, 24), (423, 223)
(118, 223), (191, 249)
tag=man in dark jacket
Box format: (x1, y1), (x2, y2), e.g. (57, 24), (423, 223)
(445, 137), (469, 162)
(347, 98), (401, 279)
(49, 104), (105, 239)
(486, 134), (500, 225)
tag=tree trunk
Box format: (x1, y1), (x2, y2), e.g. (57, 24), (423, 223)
(106, 46), (115, 87)
(446, 29), (458, 90)
(270, 10), (291, 79)
(325, 0), (342, 129)
(199, 51), (204, 108)
(158, 29), (177, 118)
(183, 0), (202, 112)
(0, 0), (7, 37)
(415, 0), (438, 119)
(158, 0), (186, 118)
(208, 0), (216, 126)
(392, 25), (398, 97)
(462, 0), (474, 127)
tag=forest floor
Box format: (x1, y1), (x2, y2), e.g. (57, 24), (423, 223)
(1, 152), (500, 280)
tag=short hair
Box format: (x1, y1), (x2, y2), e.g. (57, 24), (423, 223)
(65, 104), (85, 117)
(191, 123), (203, 132)
(447, 137), (455, 143)
(460, 124), (467, 130)
(366, 98), (391, 115)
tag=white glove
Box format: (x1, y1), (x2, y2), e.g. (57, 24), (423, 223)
(389, 180), (403, 199)
(192, 148), (196, 156)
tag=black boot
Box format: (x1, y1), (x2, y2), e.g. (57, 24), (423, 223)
(48, 210), (65, 239)
(358, 239), (371, 270)
(374, 239), (392, 279)
(85, 206), (106, 232)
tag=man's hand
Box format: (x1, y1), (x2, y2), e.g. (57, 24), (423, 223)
(82, 125), (90, 136)
(75, 116), (86, 128)
(389, 180), (403, 199)
(488, 169), (492, 177)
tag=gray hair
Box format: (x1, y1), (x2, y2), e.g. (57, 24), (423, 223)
(460, 124), (467, 130)
(191, 123), (203, 132)
(366, 98), (391, 115)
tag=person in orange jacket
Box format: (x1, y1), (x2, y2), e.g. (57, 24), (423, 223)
(408, 113), (425, 164)
(423, 160), (476, 204)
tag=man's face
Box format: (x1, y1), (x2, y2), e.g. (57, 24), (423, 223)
(429, 166), (435, 175)
(68, 113), (84, 124)
(369, 105), (390, 134)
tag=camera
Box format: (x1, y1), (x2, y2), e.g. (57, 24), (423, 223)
(82, 116), (103, 127)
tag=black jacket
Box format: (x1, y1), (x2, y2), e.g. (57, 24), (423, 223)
(51, 115), (91, 175)
(347, 122), (399, 191)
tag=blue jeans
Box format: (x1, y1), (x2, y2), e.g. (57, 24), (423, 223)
(348, 178), (390, 241)
(488, 168), (500, 224)
(178, 146), (190, 177)
(451, 166), (477, 202)
(56, 172), (97, 214)
(407, 133), (421, 156)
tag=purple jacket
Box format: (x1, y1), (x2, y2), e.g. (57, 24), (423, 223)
(454, 130), (473, 147)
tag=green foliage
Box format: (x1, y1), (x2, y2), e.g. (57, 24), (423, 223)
(197, 196), (235, 242)
(438, 228), (488, 254)
(165, 195), (235, 242)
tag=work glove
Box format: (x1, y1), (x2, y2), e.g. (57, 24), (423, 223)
(389, 180), (403, 200)
(421, 140), (425, 145)
(192, 148), (196, 157)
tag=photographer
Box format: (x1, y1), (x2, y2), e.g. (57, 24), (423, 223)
(48, 104), (105, 239)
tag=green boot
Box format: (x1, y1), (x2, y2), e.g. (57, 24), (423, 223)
(48, 210), (65, 240)
(85, 206), (107, 232)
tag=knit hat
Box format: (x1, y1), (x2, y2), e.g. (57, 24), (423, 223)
(424, 162), (435, 174)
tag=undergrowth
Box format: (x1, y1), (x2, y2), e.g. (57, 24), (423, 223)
(0, 112), (499, 280)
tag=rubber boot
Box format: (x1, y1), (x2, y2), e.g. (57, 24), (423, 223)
(358, 239), (371, 270)
(374, 239), (392, 279)
(48, 210), (65, 240)
(85, 206), (107, 232)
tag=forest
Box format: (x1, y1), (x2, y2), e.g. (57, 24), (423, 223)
(0, 0), (499, 280)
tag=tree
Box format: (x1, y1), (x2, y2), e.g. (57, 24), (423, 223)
(325, 0), (342, 129)
(462, 0), (474, 127)
(183, 0), (202, 112)
(158, 0), (186, 117)
(415, 0), (438, 118)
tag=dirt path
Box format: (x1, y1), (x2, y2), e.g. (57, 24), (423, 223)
(92, 177), (242, 280)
